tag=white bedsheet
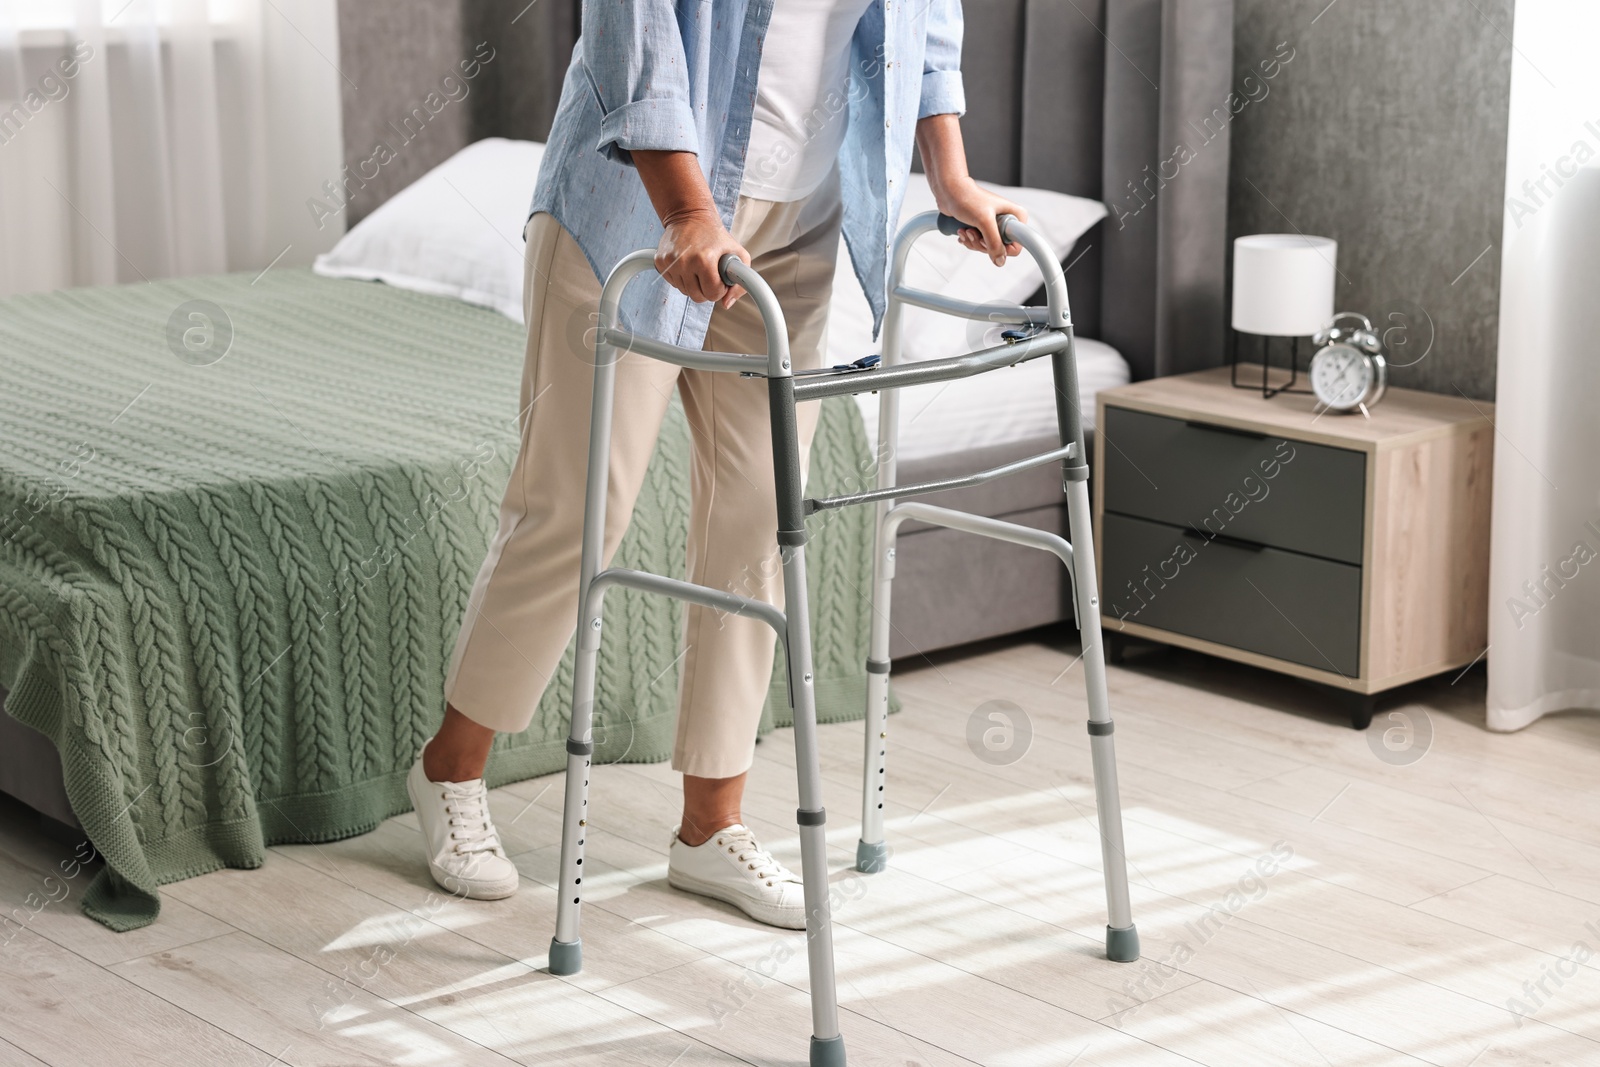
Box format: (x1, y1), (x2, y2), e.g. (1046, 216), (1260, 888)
(851, 335), (1129, 462)
(310, 136), (1128, 463)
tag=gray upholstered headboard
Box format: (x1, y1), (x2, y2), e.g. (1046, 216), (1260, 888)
(336, 0), (1233, 379)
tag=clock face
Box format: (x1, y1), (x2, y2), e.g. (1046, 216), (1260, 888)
(1311, 345), (1373, 410)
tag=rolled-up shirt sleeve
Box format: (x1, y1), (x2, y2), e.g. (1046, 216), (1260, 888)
(918, 0), (966, 118)
(583, 0), (700, 163)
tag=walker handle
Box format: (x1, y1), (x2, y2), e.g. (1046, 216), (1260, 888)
(718, 253), (743, 287)
(936, 212), (1020, 244)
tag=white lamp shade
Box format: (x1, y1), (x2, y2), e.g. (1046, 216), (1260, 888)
(1231, 234), (1338, 336)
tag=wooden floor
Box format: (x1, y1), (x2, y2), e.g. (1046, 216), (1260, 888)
(3, 631), (1599, 1067)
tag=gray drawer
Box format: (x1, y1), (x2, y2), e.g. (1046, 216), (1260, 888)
(1102, 512), (1361, 676)
(1101, 407), (1366, 564)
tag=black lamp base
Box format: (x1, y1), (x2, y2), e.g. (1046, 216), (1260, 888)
(1229, 331), (1315, 399)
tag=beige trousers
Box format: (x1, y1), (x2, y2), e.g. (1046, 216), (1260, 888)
(444, 175), (842, 779)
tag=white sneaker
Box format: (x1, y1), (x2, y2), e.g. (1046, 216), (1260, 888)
(406, 744), (520, 900)
(667, 823), (807, 929)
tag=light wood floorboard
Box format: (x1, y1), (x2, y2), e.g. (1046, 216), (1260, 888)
(0, 1035), (52, 1066)
(3, 631), (1598, 1065)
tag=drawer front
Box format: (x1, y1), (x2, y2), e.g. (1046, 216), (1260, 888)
(1101, 512), (1361, 677)
(1101, 407), (1367, 564)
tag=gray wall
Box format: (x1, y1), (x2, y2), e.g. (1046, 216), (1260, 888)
(335, 0), (1513, 398)
(1228, 0), (1513, 399)
(336, 0), (577, 225)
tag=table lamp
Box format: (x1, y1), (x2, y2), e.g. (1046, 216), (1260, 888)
(1230, 234), (1337, 397)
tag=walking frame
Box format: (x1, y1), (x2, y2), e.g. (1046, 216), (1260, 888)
(547, 211), (1140, 1067)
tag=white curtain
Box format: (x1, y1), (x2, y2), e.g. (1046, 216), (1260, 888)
(1487, 0), (1600, 730)
(0, 0), (344, 295)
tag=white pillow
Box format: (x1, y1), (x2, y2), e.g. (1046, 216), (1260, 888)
(314, 138), (544, 322)
(312, 138), (1107, 353)
(826, 173), (1107, 367)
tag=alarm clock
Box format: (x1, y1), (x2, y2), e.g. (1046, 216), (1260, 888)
(1309, 312), (1387, 413)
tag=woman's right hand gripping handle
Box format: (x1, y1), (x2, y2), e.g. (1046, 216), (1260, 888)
(634, 149), (752, 310)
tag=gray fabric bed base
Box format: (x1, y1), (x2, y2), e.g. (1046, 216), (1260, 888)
(0, 690), (78, 828)
(885, 432), (1089, 659)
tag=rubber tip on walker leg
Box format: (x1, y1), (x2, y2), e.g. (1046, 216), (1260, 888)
(810, 1034), (847, 1067)
(1106, 924), (1140, 963)
(548, 937), (583, 975)
(855, 839), (889, 873)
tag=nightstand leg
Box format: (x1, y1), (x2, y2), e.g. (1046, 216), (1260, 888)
(1346, 691), (1377, 730)
(1105, 631), (1126, 665)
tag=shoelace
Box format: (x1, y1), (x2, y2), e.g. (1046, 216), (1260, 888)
(714, 827), (801, 885)
(441, 784), (504, 856)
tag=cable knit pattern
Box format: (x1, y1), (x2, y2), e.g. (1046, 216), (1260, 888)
(0, 269), (875, 931)
(304, 480), (380, 781)
(190, 487), (280, 795)
(132, 494), (255, 825)
(69, 496), (200, 832)
(359, 468), (438, 771)
(251, 479), (344, 794)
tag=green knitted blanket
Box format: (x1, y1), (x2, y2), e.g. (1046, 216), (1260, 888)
(0, 270), (875, 931)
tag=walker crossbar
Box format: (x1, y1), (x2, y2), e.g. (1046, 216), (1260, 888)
(878, 501), (1080, 629)
(806, 442), (1076, 513)
(791, 328), (1066, 401)
(598, 326), (768, 375)
(549, 211), (1139, 1067)
(583, 567), (789, 640)
(889, 286), (1052, 325)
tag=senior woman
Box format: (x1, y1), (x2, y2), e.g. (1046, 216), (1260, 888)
(406, 0), (1024, 928)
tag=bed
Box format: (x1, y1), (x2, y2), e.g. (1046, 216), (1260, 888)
(1, 0), (1234, 929)
(309, 132), (1131, 650)
(0, 271), (875, 930)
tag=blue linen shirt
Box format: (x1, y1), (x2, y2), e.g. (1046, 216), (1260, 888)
(530, 0), (966, 347)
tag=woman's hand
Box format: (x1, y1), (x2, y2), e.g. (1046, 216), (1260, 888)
(635, 150), (751, 308)
(655, 206), (751, 309)
(915, 113), (1028, 267)
(929, 176), (1028, 267)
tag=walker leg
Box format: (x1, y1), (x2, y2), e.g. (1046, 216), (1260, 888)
(858, 293), (903, 877)
(855, 667), (891, 874)
(856, 512), (895, 874)
(550, 313), (621, 977)
(1050, 329), (1137, 963)
(549, 594), (603, 975)
(1065, 477), (1139, 963)
(770, 376), (845, 1064)
(784, 544), (847, 1064)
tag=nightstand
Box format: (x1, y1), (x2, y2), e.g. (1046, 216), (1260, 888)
(1092, 366), (1494, 728)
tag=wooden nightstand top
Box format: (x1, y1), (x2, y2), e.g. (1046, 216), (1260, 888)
(1099, 366), (1494, 452)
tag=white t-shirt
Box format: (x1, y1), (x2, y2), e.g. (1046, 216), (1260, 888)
(741, 0), (875, 201)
